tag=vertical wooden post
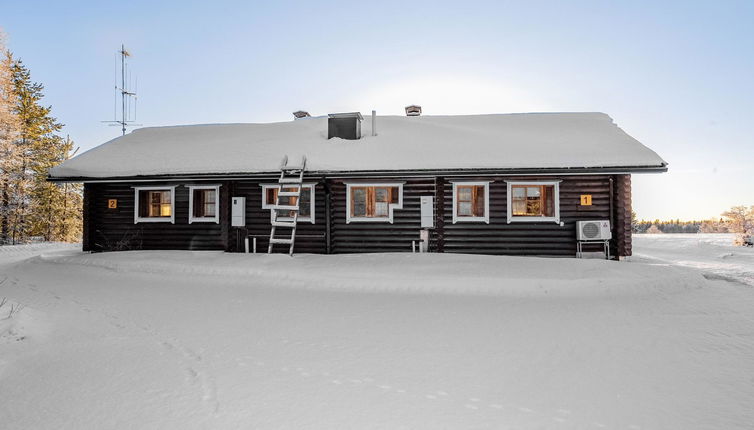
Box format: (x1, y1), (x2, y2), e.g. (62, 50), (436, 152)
(613, 174), (632, 258)
(435, 177), (445, 253)
(82, 183), (94, 252)
(325, 180), (332, 254)
(221, 181), (231, 252)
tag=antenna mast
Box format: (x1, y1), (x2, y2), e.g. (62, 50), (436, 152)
(102, 44), (140, 135)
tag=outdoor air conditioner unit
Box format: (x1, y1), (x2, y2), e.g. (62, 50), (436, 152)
(577, 220), (612, 241)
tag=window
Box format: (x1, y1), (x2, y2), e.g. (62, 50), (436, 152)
(506, 181), (560, 223)
(188, 185), (221, 224)
(345, 183), (403, 223)
(261, 184), (315, 223)
(134, 186), (175, 224)
(452, 182), (490, 223)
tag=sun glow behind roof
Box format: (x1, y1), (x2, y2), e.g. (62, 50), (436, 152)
(355, 76), (555, 116)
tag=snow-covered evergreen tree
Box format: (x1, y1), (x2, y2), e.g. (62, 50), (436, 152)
(29, 135), (82, 242)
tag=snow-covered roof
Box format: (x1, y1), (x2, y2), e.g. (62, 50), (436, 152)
(49, 113), (666, 179)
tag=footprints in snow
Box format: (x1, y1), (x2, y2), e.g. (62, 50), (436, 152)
(237, 345), (579, 422)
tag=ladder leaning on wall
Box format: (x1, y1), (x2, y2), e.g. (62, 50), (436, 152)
(268, 155), (307, 256)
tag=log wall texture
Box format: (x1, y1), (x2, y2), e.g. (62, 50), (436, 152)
(82, 174), (629, 258)
(440, 175), (612, 256)
(86, 182), (227, 251)
(227, 178), (328, 254)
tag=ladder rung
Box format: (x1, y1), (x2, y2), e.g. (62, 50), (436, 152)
(271, 204), (299, 211)
(271, 220), (296, 228)
(279, 178), (303, 184)
(282, 165), (304, 171)
(277, 191), (300, 197)
(269, 238), (293, 244)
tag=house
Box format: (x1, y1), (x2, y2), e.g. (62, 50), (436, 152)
(48, 111), (667, 258)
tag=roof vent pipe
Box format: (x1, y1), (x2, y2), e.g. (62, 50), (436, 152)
(371, 110), (376, 136)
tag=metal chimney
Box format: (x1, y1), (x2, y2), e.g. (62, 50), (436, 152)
(371, 110), (376, 136)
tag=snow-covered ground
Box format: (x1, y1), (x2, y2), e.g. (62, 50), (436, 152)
(633, 233), (754, 286)
(1, 237), (753, 429)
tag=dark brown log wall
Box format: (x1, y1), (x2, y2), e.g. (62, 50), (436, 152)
(227, 179), (327, 254)
(328, 178), (437, 253)
(441, 175), (612, 256)
(81, 174), (629, 257)
(85, 182), (227, 251)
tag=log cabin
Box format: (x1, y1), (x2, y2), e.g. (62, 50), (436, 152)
(48, 110), (667, 259)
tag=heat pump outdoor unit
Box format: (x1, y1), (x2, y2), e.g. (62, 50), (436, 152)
(577, 220), (612, 241)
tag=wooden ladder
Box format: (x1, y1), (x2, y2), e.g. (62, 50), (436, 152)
(268, 155), (307, 256)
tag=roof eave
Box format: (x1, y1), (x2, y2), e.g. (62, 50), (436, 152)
(47, 164), (668, 183)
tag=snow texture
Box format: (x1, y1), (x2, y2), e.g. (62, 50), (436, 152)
(1, 237), (752, 429)
(49, 113), (667, 179)
(633, 233), (754, 286)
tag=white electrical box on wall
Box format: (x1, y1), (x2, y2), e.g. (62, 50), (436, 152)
(420, 195), (434, 228)
(231, 197), (246, 227)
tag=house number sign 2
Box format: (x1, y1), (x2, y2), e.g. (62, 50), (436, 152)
(108, 199), (118, 209)
(580, 195), (592, 206)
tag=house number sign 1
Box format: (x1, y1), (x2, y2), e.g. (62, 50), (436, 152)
(580, 195), (592, 206)
(108, 199), (118, 209)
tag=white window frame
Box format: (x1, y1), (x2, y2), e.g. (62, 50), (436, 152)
(188, 184), (221, 224)
(505, 180), (561, 224)
(261, 183), (316, 224)
(451, 181), (491, 224)
(345, 182), (404, 223)
(133, 185), (176, 224)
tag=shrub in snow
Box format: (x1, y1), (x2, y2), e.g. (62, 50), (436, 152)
(0, 297), (24, 319)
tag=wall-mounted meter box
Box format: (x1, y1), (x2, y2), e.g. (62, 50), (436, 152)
(420, 195), (434, 228)
(231, 197), (246, 227)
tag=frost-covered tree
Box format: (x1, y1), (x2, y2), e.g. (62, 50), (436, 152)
(0, 31), (80, 244)
(0, 32), (21, 244)
(28, 135), (82, 242)
(721, 206), (754, 234)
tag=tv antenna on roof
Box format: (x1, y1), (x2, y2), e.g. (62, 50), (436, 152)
(102, 44), (140, 135)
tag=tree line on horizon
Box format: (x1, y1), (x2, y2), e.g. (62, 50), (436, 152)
(633, 206), (754, 236)
(0, 30), (81, 244)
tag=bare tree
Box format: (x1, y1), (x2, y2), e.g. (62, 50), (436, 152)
(721, 206), (754, 234)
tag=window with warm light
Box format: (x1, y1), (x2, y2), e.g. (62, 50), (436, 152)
(452, 182), (489, 223)
(506, 181), (560, 223)
(134, 186), (175, 224)
(346, 183), (403, 223)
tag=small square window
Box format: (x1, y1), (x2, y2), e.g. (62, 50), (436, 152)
(134, 187), (175, 224)
(506, 181), (560, 223)
(189, 185), (221, 224)
(262, 184), (315, 223)
(452, 182), (489, 223)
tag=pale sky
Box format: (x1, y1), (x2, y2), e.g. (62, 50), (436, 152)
(3, 0), (753, 220)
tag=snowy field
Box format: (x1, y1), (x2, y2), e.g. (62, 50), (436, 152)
(1, 236), (753, 429)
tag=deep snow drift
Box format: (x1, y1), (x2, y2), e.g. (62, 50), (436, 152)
(1, 238), (753, 429)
